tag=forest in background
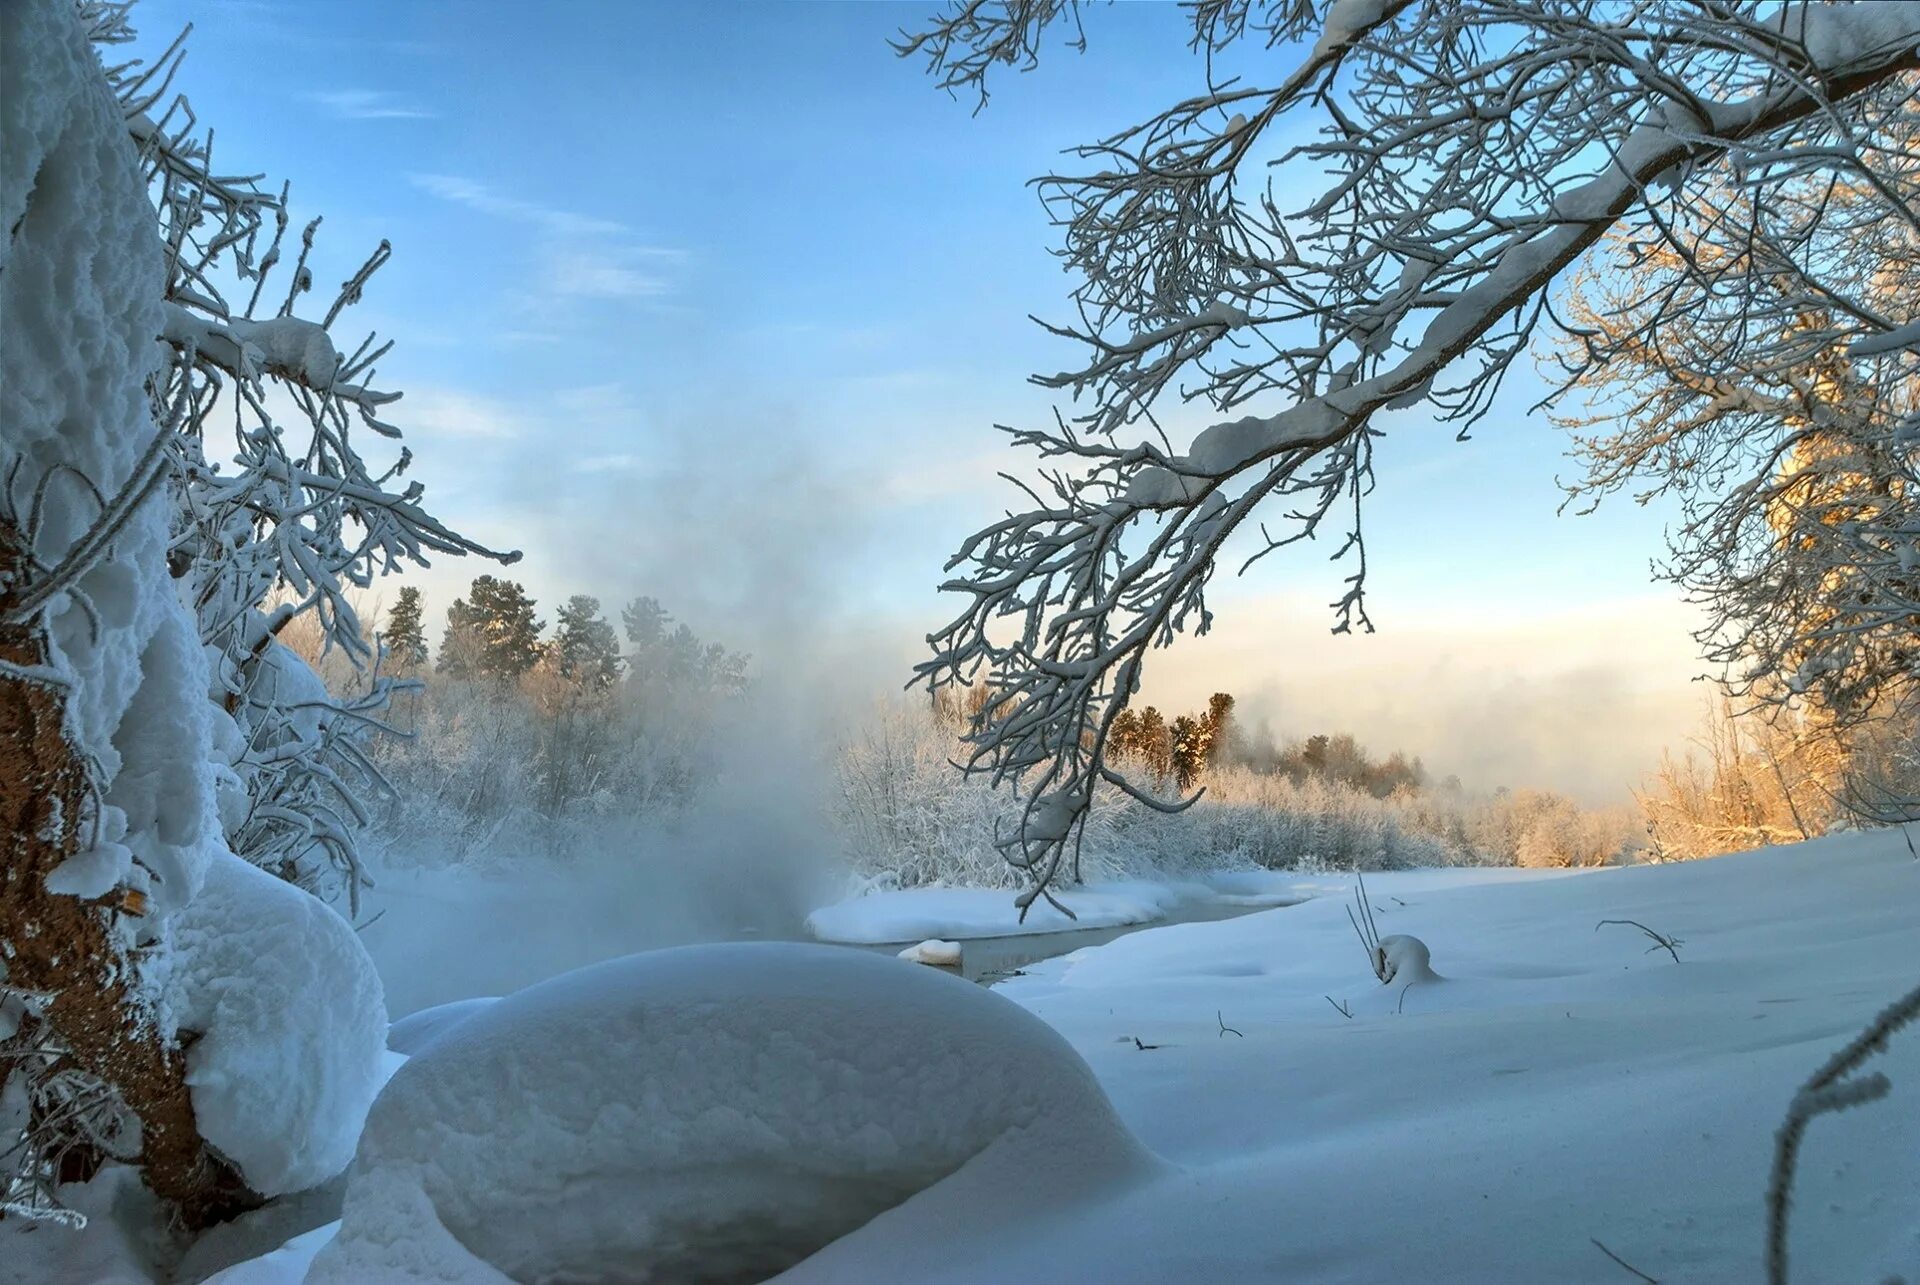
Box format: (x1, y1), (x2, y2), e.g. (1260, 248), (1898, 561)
(271, 572), (1920, 899)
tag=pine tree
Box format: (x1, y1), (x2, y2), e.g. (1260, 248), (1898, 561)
(1169, 715), (1203, 789)
(553, 595), (623, 690)
(621, 596), (747, 696)
(1201, 693), (1235, 769)
(440, 576), (544, 681)
(1134, 706), (1171, 783)
(385, 587), (429, 668)
(1110, 707), (1142, 761)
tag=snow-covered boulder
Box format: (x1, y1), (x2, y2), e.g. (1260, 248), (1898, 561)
(385, 995), (498, 1056)
(311, 943), (1153, 1283)
(165, 853), (388, 1197)
(898, 938), (964, 967)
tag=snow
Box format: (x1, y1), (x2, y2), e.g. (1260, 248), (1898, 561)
(310, 942), (1154, 1283)
(163, 852), (388, 1198)
(201, 1222), (340, 1285)
(898, 938), (964, 966)
(0, 1167), (168, 1285)
(0, 0), (220, 924)
(808, 878), (1201, 943)
(791, 835), (1920, 1282)
(1375, 931), (1437, 984)
(806, 866), (1537, 944)
(385, 996), (498, 1056)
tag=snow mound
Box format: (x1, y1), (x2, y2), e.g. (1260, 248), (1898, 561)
(311, 942), (1154, 1284)
(165, 853), (388, 1197)
(385, 996), (498, 1056)
(1377, 933), (1438, 985)
(899, 938), (964, 966)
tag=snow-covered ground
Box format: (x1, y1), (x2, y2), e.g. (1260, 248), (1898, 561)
(66, 833), (1920, 1281)
(807, 868), (1350, 944)
(794, 832), (1920, 1282)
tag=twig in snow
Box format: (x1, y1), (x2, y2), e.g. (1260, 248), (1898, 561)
(1216, 1010), (1243, 1038)
(1596, 918), (1683, 964)
(1130, 1036), (1162, 1051)
(1348, 874), (1386, 981)
(1396, 981), (1413, 1015)
(1590, 1237), (1659, 1284)
(1766, 978), (1920, 1285)
(1325, 996), (1353, 1019)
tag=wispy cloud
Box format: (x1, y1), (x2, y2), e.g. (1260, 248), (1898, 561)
(307, 89), (436, 121)
(572, 453), (648, 473)
(546, 245), (676, 300)
(402, 388), (523, 440)
(409, 173), (625, 238)
(408, 174), (686, 309)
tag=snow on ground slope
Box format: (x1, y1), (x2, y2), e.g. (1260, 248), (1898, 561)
(310, 943), (1157, 1283)
(787, 833), (1920, 1283)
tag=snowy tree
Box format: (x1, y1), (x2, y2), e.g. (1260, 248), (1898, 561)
(384, 585), (429, 669)
(621, 595), (748, 697)
(1, 2), (510, 1228)
(1548, 122), (1920, 817)
(552, 594), (623, 691)
(902, 0), (1920, 909)
(439, 575), (543, 682)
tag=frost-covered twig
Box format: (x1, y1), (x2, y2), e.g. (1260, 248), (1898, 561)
(1589, 1236), (1659, 1284)
(1596, 918), (1683, 964)
(1765, 978), (1920, 1285)
(1348, 873), (1386, 982)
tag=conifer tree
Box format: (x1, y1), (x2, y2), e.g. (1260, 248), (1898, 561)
(553, 595), (623, 691)
(385, 587), (430, 668)
(440, 576), (544, 681)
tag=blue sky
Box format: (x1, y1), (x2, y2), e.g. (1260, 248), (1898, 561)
(139, 1), (1710, 798)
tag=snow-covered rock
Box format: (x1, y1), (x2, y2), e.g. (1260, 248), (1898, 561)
(311, 942), (1155, 1283)
(385, 995), (498, 1056)
(165, 853), (388, 1197)
(898, 938), (964, 967)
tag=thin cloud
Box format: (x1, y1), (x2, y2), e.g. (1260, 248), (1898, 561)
(308, 89), (436, 121)
(409, 173), (628, 239)
(402, 388), (523, 440)
(546, 245), (675, 300)
(572, 453), (647, 473)
(409, 174), (685, 308)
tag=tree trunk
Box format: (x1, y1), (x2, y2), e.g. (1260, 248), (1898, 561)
(0, 527), (256, 1229)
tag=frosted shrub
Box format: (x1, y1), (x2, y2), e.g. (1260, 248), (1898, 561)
(832, 706), (1642, 887)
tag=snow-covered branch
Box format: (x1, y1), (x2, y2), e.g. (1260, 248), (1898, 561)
(906, 0), (1920, 907)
